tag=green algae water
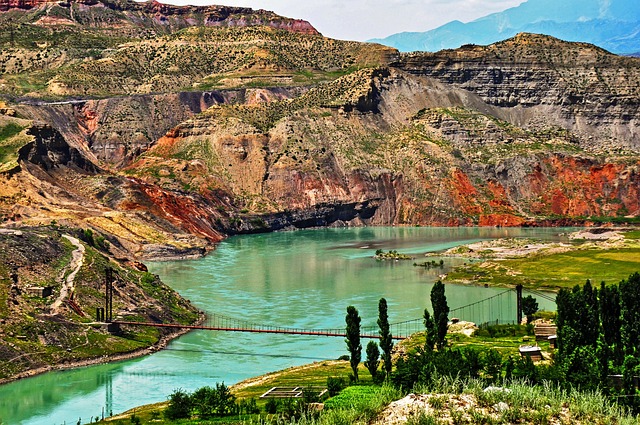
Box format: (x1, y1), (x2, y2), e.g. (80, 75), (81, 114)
(0, 227), (565, 424)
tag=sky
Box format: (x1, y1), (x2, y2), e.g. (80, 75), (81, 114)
(157, 0), (527, 41)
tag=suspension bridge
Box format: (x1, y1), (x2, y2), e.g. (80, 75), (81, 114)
(105, 265), (554, 340)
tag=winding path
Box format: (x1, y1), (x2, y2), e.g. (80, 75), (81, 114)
(51, 235), (85, 314)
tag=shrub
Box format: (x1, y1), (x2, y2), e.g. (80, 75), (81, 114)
(327, 376), (346, 396)
(265, 398), (279, 414)
(164, 388), (192, 420)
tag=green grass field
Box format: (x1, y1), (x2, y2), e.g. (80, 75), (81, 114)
(447, 247), (640, 291)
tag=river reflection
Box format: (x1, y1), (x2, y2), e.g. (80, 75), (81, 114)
(0, 227), (567, 424)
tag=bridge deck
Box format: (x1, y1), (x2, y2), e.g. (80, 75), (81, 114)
(113, 321), (409, 339)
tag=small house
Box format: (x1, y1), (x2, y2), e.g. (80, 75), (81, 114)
(26, 286), (53, 298)
(534, 322), (557, 341)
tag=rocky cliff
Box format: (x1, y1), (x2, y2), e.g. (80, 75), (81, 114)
(394, 33), (640, 153)
(0, 18), (639, 258)
(127, 67), (639, 231)
(18, 87), (307, 166)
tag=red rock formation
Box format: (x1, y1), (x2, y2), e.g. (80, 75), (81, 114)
(524, 156), (640, 218)
(125, 178), (226, 243)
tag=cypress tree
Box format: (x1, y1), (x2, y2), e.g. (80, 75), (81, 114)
(345, 305), (362, 382)
(365, 340), (380, 380)
(600, 281), (622, 366)
(377, 298), (394, 380)
(620, 273), (640, 357)
(423, 308), (437, 351)
(430, 280), (449, 350)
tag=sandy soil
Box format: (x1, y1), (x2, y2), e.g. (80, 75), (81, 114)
(439, 229), (628, 260)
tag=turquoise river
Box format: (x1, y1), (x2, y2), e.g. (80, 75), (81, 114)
(0, 227), (567, 424)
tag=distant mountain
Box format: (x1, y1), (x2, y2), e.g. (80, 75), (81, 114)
(370, 0), (640, 54)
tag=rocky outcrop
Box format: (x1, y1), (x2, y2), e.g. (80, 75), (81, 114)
(18, 125), (99, 173)
(18, 87), (306, 167)
(394, 34), (640, 152)
(127, 66), (639, 232)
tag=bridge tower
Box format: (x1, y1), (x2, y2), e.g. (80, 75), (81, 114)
(105, 267), (114, 323)
(516, 284), (523, 324)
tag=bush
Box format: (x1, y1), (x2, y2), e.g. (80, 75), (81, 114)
(164, 383), (236, 420)
(165, 388), (192, 420)
(474, 324), (528, 338)
(238, 398), (260, 414)
(265, 398), (279, 414)
(327, 376), (346, 396)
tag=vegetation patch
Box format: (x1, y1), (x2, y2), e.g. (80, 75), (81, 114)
(0, 226), (199, 381)
(445, 232), (640, 291)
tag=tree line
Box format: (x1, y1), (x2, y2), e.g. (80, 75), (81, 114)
(345, 273), (640, 413)
(344, 280), (450, 383)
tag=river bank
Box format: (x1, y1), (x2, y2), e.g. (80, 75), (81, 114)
(443, 228), (640, 290)
(0, 312), (206, 386)
(0, 227), (594, 424)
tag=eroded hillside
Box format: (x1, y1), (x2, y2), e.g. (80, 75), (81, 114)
(0, 0), (395, 96)
(0, 226), (200, 381)
(0, 2), (638, 261)
(395, 33), (640, 152)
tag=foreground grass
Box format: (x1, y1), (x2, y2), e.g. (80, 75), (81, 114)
(400, 377), (640, 425)
(107, 376), (640, 425)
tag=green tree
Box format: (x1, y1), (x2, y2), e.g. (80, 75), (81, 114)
(190, 383), (235, 418)
(345, 305), (362, 382)
(582, 280), (601, 348)
(564, 346), (601, 391)
(430, 280), (449, 350)
(192, 386), (216, 419)
(483, 348), (503, 383)
(423, 308), (437, 351)
(378, 298), (394, 380)
(556, 282), (600, 365)
(600, 281), (622, 369)
(521, 295), (539, 324)
(213, 382), (236, 416)
(365, 340), (380, 381)
(165, 388), (192, 420)
(620, 273), (640, 357)
(622, 355), (639, 413)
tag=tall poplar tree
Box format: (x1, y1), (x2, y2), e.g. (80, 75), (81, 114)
(430, 280), (449, 350)
(378, 298), (394, 379)
(345, 305), (362, 382)
(600, 281), (622, 366)
(423, 308), (437, 351)
(620, 272), (640, 357)
(365, 341), (380, 380)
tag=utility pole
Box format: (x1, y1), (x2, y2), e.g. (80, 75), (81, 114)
(105, 267), (114, 323)
(516, 284), (523, 325)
